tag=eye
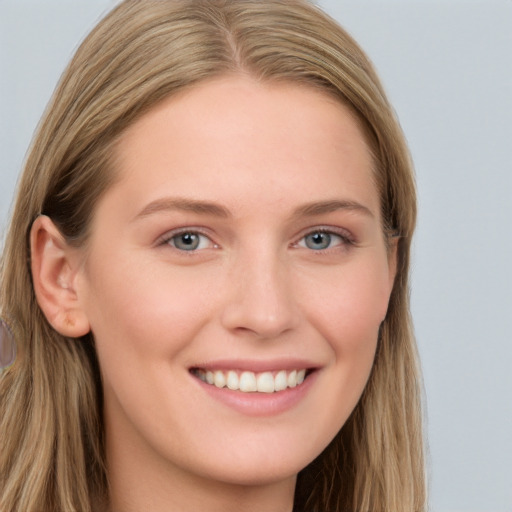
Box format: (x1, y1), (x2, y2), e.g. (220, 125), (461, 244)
(297, 229), (352, 251)
(165, 231), (213, 251)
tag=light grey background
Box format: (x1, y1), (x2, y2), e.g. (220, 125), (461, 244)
(1, 1), (511, 511)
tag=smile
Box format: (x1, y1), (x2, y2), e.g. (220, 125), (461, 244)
(191, 368), (307, 393)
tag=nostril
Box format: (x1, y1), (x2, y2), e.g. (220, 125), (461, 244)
(221, 302), (299, 339)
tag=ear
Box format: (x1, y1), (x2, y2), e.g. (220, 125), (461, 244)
(30, 215), (90, 337)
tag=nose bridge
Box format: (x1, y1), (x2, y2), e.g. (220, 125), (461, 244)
(220, 242), (299, 338)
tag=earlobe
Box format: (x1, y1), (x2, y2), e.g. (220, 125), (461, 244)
(30, 216), (90, 338)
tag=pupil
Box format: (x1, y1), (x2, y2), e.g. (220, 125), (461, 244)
(307, 232), (330, 250)
(181, 233), (195, 245)
(174, 232), (199, 250)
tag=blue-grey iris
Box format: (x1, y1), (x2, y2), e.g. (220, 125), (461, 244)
(173, 233), (201, 251)
(305, 232), (331, 250)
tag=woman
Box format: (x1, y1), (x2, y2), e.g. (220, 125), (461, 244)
(0, 1), (426, 511)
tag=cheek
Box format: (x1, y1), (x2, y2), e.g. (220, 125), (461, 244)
(302, 257), (392, 352)
(293, 266), (388, 450)
(299, 257), (390, 421)
(81, 256), (220, 367)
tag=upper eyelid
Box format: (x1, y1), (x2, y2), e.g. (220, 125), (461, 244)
(293, 225), (356, 244)
(154, 224), (356, 247)
(156, 227), (216, 247)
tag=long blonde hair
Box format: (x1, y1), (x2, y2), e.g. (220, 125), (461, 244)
(0, 1), (426, 510)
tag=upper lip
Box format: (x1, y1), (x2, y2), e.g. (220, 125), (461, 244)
(189, 358), (320, 373)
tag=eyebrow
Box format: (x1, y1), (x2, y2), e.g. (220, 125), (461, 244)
(292, 199), (374, 219)
(134, 197), (231, 220)
(134, 197), (373, 221)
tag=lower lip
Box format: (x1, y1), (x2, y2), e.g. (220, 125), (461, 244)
(192, 371), (318, 417)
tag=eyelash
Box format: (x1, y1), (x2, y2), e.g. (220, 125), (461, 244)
(158, 228), (216, 252)
(293, 227), (355, 252)
(157, 227), (355, 253)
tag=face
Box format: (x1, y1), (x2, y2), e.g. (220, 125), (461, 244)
(76, 76), (395, 489)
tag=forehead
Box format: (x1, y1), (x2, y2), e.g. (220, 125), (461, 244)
(104, 75), (380, 222)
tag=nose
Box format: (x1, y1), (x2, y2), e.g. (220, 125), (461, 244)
(220, 251), (300, 340)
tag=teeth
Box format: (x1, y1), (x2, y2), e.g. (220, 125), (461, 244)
(226, 370), (239, 390)
(256, 372), (274, 393)
(274, 370), (288, 391)
(239, 371), (257, 392)
(287, 370), (297, 388)
(194, 368), (309, 393)
(214, 371), (226, 388)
